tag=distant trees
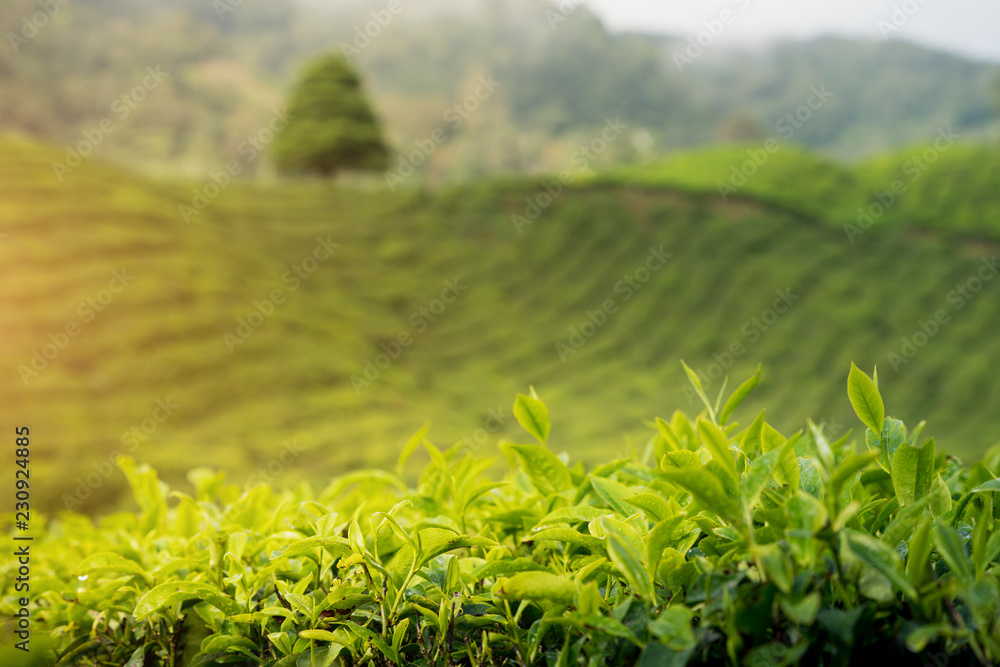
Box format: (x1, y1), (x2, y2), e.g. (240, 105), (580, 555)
(271, 55), (389, 178)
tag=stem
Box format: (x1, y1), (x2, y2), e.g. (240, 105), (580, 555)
(169, 615), (185, 667)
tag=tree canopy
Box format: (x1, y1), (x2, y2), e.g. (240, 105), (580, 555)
(271, 54), (389, 178)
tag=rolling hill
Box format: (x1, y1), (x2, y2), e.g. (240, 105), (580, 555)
(3, 135), (1000, 514)
(1, 0), (998, 181)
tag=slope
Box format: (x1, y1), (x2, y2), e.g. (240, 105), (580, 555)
(2, 137), (999, 515)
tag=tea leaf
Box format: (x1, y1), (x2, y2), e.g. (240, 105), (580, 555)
(514, 393), (551, 445)
(891, 438), (936, 507)
(847, 363), (884, 437)
(719, 364), (761, 426)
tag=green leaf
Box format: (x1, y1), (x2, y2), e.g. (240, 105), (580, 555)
(829, 452), (879, 499)
(880, 495), (934, 547)
(680, 360), (715, 422)
(535, 506), (612, 527)
(719, 365), (761, 426)
(847, 363), (885, 437)
(527, 528), (604, 552)
(123, 646), (147, 667)
(340, 620), (395, 664)
(660, 468), (739, 522)
(982, 532), (1000, 574)
(660, 450), (701, 471)
(297, 643), (345, 667)
(391, 618), (410, 657)
(588, 475), (637, 517)
(626, 493), (672, 522)
(202, 635), (259, 657)
(905, 626), (949, 654)
(607, 533), (654, 603)
(75, 552), (149, 581)
(867, 418), (907, 474)
(780, 592), (821, 626)
(473, 558), (548, 580)
(786, 492), (827, 567)
(417, 532), (496, 568)
(396, 421), (431, 476)
(745, 437), (795, 507)
(806, 419), (835, 474)
(740, 410), (766, 457)
(970, 478), (1000, 494)
(271, 536), (353, 561)
(972, 494), (994, 578)
(497, 572), (576, 605)
(933, 522), (973, 585)
(842, 530), (916, 599)
(503, 443), (571, 496)
(648, 607), (695, 651)
(514, 393), (551, 445)
(134, 581), (241, 620)
(754, 543), (794, 593)
(906, 519), (934, 590)
(655, 418), (681, 451)
(891, 438), (936, 507)
(647, 517), (684, 580)
(697, 417), (738, 481)
(567, 614), (643, 646)
(761, 424), (800, 494)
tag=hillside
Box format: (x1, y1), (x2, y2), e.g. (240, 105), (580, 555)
(3, 137), (1000, 514)
(601, 143), (1000, 236)
(1, 0), (998, 181)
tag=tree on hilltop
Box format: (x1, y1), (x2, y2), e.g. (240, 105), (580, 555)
(272, 54), (389, 178)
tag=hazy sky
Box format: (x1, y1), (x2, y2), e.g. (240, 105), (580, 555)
(585, 0), (1000, 63)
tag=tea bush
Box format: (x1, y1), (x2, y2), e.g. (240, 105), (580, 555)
(3, 363), (1000, 666)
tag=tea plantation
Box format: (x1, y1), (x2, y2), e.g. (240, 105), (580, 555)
(2, 137), (1000, 516)
(2, 365), (1000, 665)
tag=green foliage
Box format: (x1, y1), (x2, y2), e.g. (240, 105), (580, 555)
(5, 365), (1000, 665)
(5, 137), (1000, 516)
(271, 54), (389, 178)
(602, 144), (1000, 240)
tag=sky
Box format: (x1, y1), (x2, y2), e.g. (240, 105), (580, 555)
(585, 0), (1000, 63)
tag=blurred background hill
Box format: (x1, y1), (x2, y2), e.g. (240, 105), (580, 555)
(2, 0), (1000, 513)
(2, 0), (998, 179)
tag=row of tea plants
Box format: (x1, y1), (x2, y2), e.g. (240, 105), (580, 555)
(3, 363), (1000, 665)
